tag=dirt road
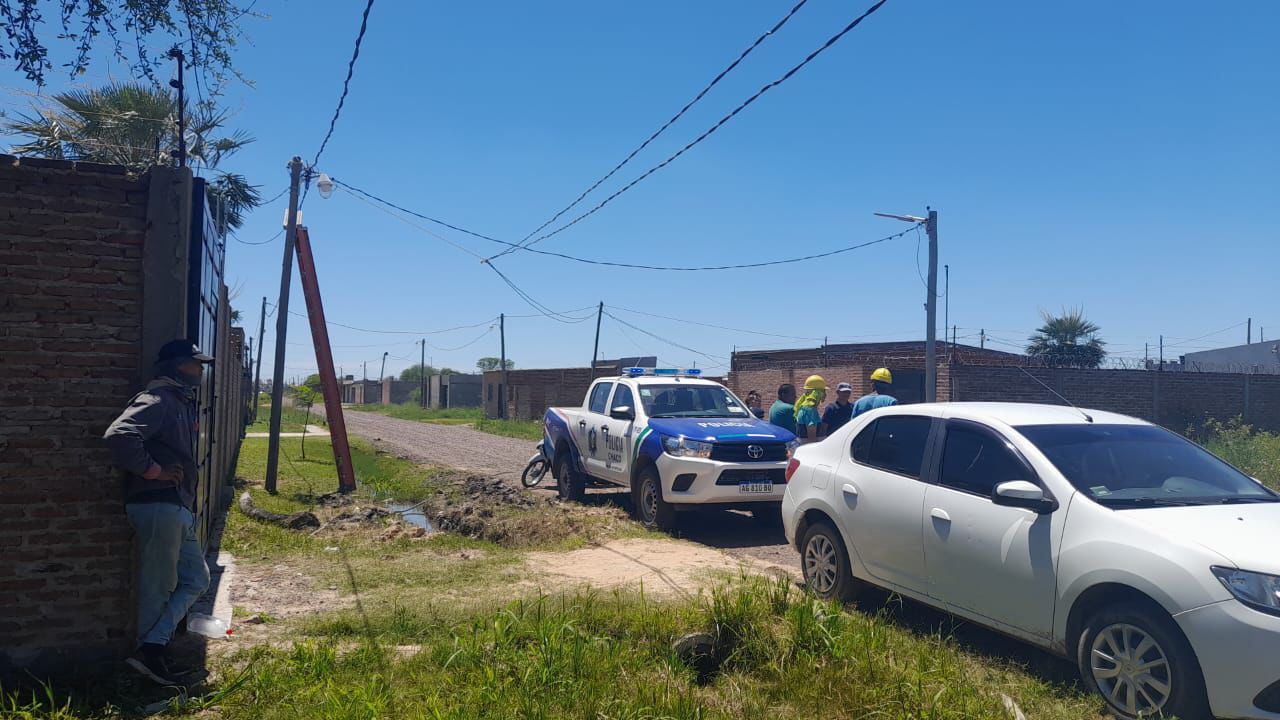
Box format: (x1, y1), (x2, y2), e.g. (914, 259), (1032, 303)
(343, 410), (799, 574)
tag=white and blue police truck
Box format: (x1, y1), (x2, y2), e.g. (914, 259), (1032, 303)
(544, 368), (798, 530)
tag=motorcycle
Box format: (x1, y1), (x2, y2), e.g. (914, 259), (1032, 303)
(521, 441), (551, 488)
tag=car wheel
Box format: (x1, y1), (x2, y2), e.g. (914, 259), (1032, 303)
(1077, 603), (1211, 720)
(633, 466), (676, 530)
(799, 520), (858, 602)
(555, 453), (584, 502)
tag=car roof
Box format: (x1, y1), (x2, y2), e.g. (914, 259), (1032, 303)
(610, 376), (723, 387)
(874, 401), (1148, 427)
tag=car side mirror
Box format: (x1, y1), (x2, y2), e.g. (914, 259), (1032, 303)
(993, 480), (1057, 513)
(610, 406), (635, 421)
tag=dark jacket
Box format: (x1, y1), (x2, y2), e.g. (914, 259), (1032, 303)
(103, 377), (199, 508)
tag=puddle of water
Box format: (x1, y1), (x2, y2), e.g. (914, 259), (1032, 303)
(388, 502), (433, 531)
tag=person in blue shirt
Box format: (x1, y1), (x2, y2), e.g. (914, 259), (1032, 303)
(767, 383), (797, 433)
(852, 367), (898, 417)
(820, 382), (855, 435)
(794, 375), (827, 443)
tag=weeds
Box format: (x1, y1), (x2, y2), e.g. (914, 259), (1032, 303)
(1191, 416), (1280, 488)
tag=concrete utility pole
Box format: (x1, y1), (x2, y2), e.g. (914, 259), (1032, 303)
(265, 157), (304, 494)
(944, 264), (949, 351)
(1159, 335), (1164, 370)
(875, 209), (937, 402)
(499, 313), (508, 419)
(379, 352), (388, 384)
(591, 301), (604, 376)
(980, 329), (986, 349)
(166, 48), (186, 167)
(1248, 318), (1252, 344)
(419, 339), (426, 409)
(253, 295), (267, 421)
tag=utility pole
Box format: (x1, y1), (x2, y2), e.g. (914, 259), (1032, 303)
(874, 209), (936, 402)
(980, 329), (985, 349)
(379, 351), (388, 384)
(944, 264), (949, 352)
(1145, 342), (1149, 368)
(1159, 335), (1164, 370)
(419, 339), (426, 409)
(1248, 318), (1252, 344)
(264, 157), (304, 495)
(253, 295), (267, 421)
(499, 313), (508, 419)
(952, 325), (957, 348)
(591, 301), (603, 375)
(362, 361), (367, 385)
(166, 48), (186, 167)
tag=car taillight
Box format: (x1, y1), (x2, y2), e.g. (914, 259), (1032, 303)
(785, 457), (800, 482)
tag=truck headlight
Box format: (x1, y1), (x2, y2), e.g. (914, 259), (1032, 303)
(786, 439), (800, 458)
(662, 436), (713, 459)
(1211, 566), (1280, 617)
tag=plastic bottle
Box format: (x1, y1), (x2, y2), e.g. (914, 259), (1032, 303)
(187, 613), (232, 639)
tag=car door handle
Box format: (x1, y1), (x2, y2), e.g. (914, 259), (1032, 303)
(930, 508), (951, 522)
(578, 420), (587, 428)
(841, 483), (858, 497)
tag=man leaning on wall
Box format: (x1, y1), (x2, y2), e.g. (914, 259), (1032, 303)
(103, 340), (213, 685)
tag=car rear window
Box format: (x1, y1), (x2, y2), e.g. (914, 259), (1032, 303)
(588, 382), (613, 414)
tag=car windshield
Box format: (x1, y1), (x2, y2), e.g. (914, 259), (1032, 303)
(639, 384), (750, 418)
(1017, 423), (1277, 507)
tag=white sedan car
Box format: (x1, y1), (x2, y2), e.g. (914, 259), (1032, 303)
(782, 402), (1280, 720)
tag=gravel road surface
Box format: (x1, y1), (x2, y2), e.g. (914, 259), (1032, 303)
(343, 410), (798, 572)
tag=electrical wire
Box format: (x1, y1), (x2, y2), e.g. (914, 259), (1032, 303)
(233, 228), (283, 246)
(516, 0), (812, 247)
(607, 304), (821, 341)
(259, 186), (289, 206)
(310, 0), (377, 174)
(425, 326), (495, 353)
(603, 310), (726, 366)
(332, 177), (509, 248)
(1163, 321), (1249, 348)
(489, 0), (891, 260)
(484, 262), (597, 324)
(335, 183), (487, 259)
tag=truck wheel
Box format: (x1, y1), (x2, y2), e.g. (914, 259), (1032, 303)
(634, 466), (677, 531)
(1076, 602), (1211, 720)
(555, 454), (585, 502)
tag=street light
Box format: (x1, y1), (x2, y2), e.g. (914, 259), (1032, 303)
(875, 208), (939, 403)
(316, 173), (334, 199)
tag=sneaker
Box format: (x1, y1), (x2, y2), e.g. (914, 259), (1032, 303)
(125, 646), (177, 685)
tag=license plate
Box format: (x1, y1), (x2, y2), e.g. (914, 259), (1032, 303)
(739, 482), (774, 494)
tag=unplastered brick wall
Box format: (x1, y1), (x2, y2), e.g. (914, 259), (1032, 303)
(0, 156), (148, 671)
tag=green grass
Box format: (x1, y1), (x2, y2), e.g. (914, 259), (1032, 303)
(1197, 417), (1280, 489)
(245, 395), (326, 433)
(352, 403), (545, 441)
(184, 577), (1094, 720)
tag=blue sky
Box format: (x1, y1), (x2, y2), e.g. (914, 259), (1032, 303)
(4, 1), (1278, 381)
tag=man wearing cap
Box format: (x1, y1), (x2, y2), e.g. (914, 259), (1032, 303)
(820, 382), (856, 436)
(104, 339), (214, 685)
(852, 367), (898, 418)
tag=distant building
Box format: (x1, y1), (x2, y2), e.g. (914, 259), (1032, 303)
(1181, 342), (1280, 374)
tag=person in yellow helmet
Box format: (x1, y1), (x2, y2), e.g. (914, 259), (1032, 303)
(793, 375), (826, 443)
(852, 367), (897, 417)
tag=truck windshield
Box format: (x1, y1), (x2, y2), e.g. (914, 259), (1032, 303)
(1016, 423), (1278, 507)
(639, 384), (750, 419)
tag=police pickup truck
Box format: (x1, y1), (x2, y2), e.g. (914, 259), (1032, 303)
(544, 368), (798, 530)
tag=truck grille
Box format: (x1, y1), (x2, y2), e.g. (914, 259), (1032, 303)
(709, 443), (787, 463)
(715, 468), (787, 486)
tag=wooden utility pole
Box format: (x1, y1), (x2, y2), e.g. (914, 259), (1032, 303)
(252, 295), (267, 422)
(166, 48), (186, 167)
(294, 226), (357, 493)
(499, 313), (508, 419)
(264, 157), (303, 494)
(591, 301), (603, 375)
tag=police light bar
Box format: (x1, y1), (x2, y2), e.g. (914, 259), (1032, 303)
(622, 367), (702, 377)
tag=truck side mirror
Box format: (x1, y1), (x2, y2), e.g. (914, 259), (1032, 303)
(610, 406), (635, 421)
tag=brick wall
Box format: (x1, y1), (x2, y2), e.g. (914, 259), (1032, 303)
(483, 367), (614, 420)
(0, 156), (147, 669)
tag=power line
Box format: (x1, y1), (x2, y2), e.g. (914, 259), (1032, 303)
(233, 228), (283, 246)
(337, 183), (487, 259)
(607, 304), (821, 341)
(425, 326), (495, 353)
(489, 0), (891, 260)
(515, 0), (812, 247)
(1164, 321), (1249, 349)
(310, 0), (377, 174)
(483, 262), (597, 324)
(332, 177), (508, 248)
(604, 310), (727, 366)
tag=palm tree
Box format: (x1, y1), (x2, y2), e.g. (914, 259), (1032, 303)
(1026, 308), (1107, 368)
(3, 82), (259, 231)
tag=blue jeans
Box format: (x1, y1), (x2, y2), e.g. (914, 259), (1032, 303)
(125, 503), (210, 647)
